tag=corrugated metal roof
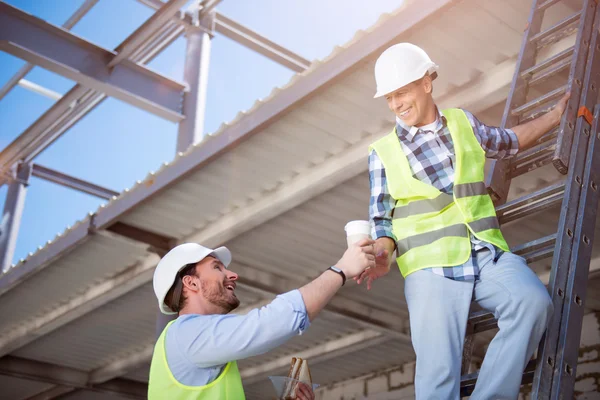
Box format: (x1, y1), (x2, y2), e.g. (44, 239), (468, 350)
(12, 282), (157, 371)
(11, 281), (266, 371)
(0, 0), (592, 398)
(0, 232), (149, 336)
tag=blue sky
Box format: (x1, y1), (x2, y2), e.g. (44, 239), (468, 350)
(0, 0), (402, 264)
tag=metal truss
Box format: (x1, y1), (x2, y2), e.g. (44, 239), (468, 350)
(0, 0), (311, 273)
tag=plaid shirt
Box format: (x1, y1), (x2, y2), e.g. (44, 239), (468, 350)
(369, 108), (519, 280)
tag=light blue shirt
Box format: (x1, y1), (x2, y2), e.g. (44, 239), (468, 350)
(165, 290), (310, 386)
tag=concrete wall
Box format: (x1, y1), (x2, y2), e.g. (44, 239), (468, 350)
(314, 313), (600, 399)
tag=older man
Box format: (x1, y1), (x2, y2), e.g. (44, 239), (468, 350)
(148, 239), (376, 399)
(356, 42), (569, 399)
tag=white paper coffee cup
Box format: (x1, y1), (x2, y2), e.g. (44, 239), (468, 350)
(344, 220), (371, 247)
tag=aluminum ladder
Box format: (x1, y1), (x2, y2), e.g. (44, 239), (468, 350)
(459, 0), (600, 398)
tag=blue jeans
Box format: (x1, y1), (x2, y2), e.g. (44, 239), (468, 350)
(404, 249), (553, 400)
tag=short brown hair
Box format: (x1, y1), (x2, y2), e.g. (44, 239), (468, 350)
(165, 262), (198, 312)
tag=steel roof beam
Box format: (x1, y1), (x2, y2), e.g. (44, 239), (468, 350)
(0, 0), (99, 103)
(0, 12), (190, 186)
(0, 2), (186, 122)
(201, 0), (223, 15)
(26, 385), (75, 400)
(136, 0), (312, 72)
(0, 355), (87, 388)
(0, 86), (98, 184)
(108, 0), (189, 67)
(213, 13), (311, 72)
(17, 79), (62, 101)
(0, 355), (146, 399)
(31, 164), (119, 200)
(105, 221), (176, 253)
(0, 0), (309, 185)
(129, 17), (185, 61)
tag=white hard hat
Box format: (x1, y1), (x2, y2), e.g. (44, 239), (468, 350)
(153, 243), (232, 314)
(373, 43), (439, 98)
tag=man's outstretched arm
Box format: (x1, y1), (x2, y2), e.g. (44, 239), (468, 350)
(180, 240), (376, 367)
(299, 239), (376, 321)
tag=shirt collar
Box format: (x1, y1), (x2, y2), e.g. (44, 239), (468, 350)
(395, 107), (447, 142)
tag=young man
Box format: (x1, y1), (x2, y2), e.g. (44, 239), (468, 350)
(356, 43), (569, 399)
(149, 239), (377, 399)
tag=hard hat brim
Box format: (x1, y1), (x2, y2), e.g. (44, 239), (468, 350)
(211, 246), (232, 268)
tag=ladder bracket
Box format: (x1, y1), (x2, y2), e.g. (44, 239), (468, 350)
(578, 106), (594, 125)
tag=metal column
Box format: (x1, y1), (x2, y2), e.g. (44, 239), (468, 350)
(0, 163), (31, 272)
(176, 10), (215, 153)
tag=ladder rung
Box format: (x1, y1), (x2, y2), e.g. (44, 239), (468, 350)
(529, 11), (581, 44)
(537, 0), (562, 12)
(521, 47), (574, 80)
(510, 129), (558, 178)
(474, 318), (498, 333)
(510, 145), (555, 178)
(460, 359), (536, 397)
(519, 104), (556, 124)
(467, 309), (492, 324)
(467, 310), (497, 333)
(523, 245), (555, 264)
(529, 56), (573, 87)
(511, 85), (568, 116)
(512, 233), (557, 258)
(497, 182), (565, 224)
(534, 125), (560, 145)
(514, 126), (559, 150)
(514, 145), (555, 166)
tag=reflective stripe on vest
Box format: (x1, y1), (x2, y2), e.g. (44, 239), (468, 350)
(454, 182), (487, 198)
(148, 320), (246, 400)
(396, 223), (468, 254)
(394, 193), (453, 219)
(468, 216), (501, 232)
(369, 108), (510, 277)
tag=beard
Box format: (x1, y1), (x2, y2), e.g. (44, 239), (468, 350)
(200, 279), (240, 313)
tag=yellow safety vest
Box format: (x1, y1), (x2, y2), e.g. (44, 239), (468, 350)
(369, 108), (509, 277)
(148, 320), (246, 400)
